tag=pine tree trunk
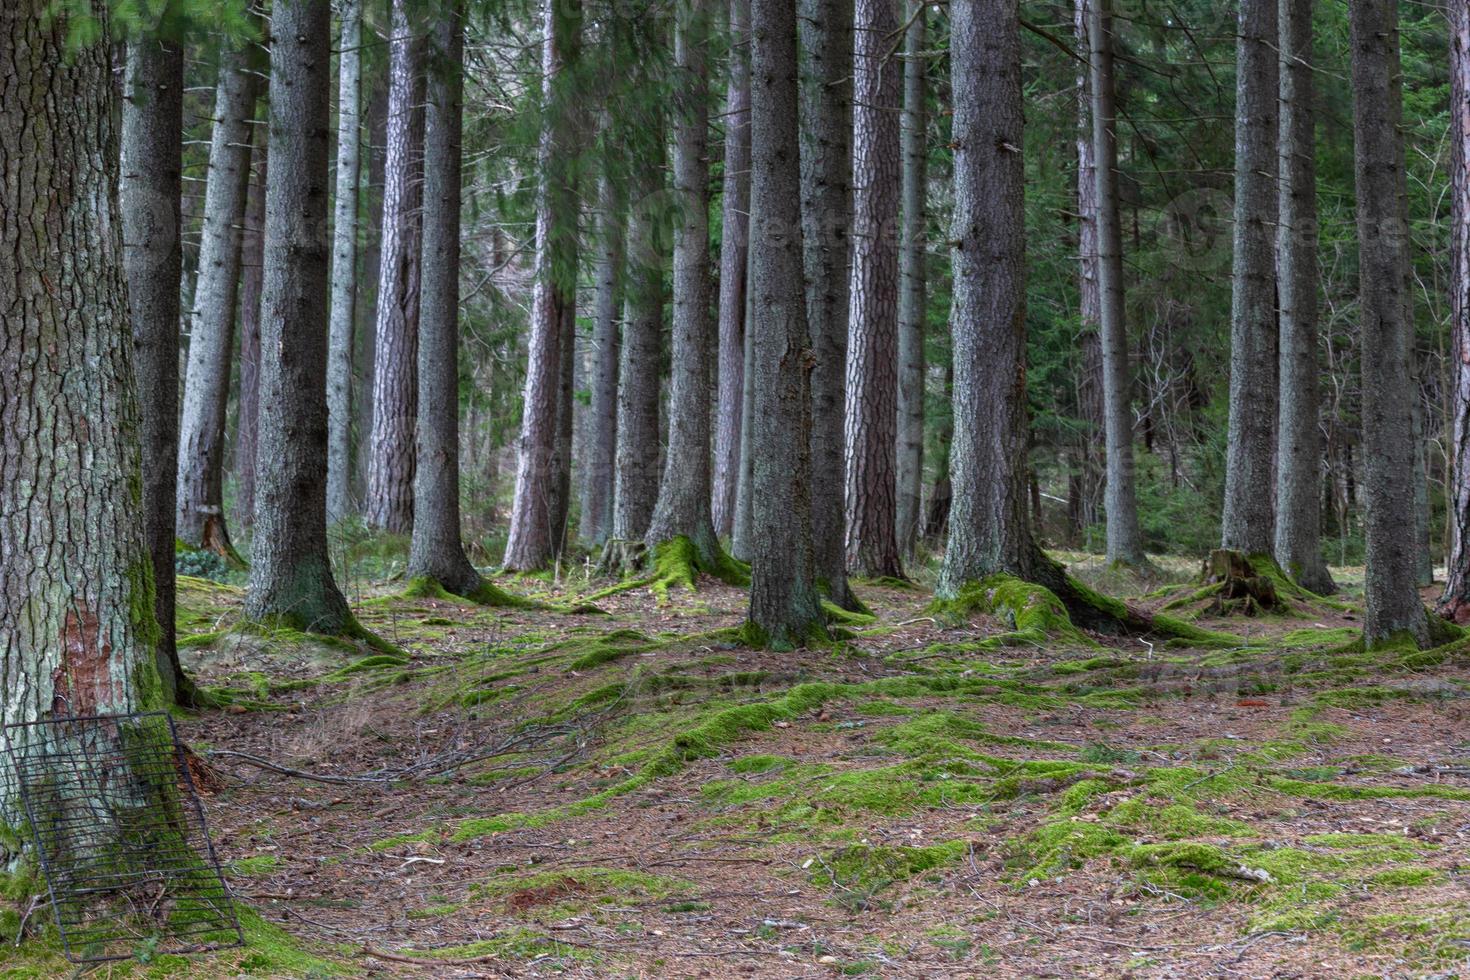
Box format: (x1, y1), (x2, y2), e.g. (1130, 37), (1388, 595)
(366, 0), (424, 534)
(122, 21), (189, 705)
(1442, 0), (1470, 622)
(748, 0), (826, 646)
(581, 173), (623, 548)
(712, 0), (751, 541)
(246, 0), (353, 635)
(732, 265), (757, 559)
(177, 35), (259, 555)
(328, 0), (364, 526)
(1349, 0), (1429, 648)
(646, 0), (721, 565)
(1088, 0), (1148, 568)
(2, 0), (164, 726)
(895, 0), (927, 558)
(1273, 0), (1334, 595)
(1221, 0), (1279, 556)
(798, 0), (858, 609)
(504, 0), (583, 570)
(235, 135), (266, 529)
(1073, 0), (1105, 542)
(551, 293), (577, 549)
(844, 0), (904, 581)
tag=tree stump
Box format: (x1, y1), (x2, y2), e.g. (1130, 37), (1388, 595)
(1200, 549), (1281, 616)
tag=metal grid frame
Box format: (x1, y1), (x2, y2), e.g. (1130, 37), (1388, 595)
(2, 711), (243, 963)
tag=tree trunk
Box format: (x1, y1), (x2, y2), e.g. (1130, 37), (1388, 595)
(732, 261), (757, 560)
(712, 0), (752, 541)
(1088, 0), (1148, 568)
(844, 0), (904, 581)
(1221, 0), (1279, 556)
(895, 0), (927, 558)
(798, 0), (858, 609)
(1442, 0), (1470, 622)
(646, 0), (722, 567)
(924, 359), (953, 541)
(246, 0), (354, 635)
(235, 134), (266, 529)
(328, 0), (364, 526)
(581, 172), (623, 548)
(1273, 0), (1334, 595)
(504, 0), (583, 571)
(746, 0), (826, 646)
(366, 0), (424, 534)
(551, 291), (577, 550)
(1349, 0), (1430, 647)
(1073, 0), (1105, 543)
(122, 18), (190, 705)
(2, 0), (165, 727)
(176, 34), (259, 556)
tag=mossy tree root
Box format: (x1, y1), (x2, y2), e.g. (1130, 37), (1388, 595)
(402, 575), (540, 610)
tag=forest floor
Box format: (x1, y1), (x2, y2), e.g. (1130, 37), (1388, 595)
(7, 550), (1470, 978)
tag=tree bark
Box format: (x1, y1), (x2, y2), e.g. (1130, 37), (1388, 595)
(1221, 0), (1279, 556)
(234, 134), (266, 529)
(646, 0), (721, 566)
(1273, 0), (1334, 595)
(1088, 0), (1148, 568)
(504, 0), (583, 570)
(366, 0), (425, 534)
(551, 288), (577, 549)
(712, 0), (752, 541)
(246, 0), (354, 635)
(176, 34), (259, 556)
(844, 0), (904, 581)
(2, 0), (165, 728)
(747, 0), (826, 646)
(122, 15), (190, 705)
(895, 0), (927, 558)
(1072, 0), (1105, 543)
(798, 0), (858, 609)
(581, 172), (623, 548)
(1443, 0), (1470, 621)
(732, 258), (757, 559)
(1349, 0), (1430, 647)
(328, 0), (364, 526)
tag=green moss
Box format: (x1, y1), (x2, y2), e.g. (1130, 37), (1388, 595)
(402, 575), (538, 609)
(930, 575), (1089, 646)
(229, 854), (282, 876)
(816, 840), (970, 890)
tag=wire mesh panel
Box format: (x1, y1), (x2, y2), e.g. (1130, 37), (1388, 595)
(2, 712), (243, 963)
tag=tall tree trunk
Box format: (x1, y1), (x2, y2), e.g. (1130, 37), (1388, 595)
(581, 172), (623, 548)
(712, 0), (752, 540)
(1273, 0), (1334, 594)
(1444, 0), (1470, 621)
(235, 135), (266, 529)
(122, 16), (191, 705)
(328, 0), (364, 526)
(844, 0), (904, 580)
(1221, 0), (1279, 555)
(551, 293), (577, 549)
(1073, 0), (1105, 543)
(246, 0), (354, 635)
(895, 0), (927, 558)
(366, 0), (424, 533)
(748, 0), (826, 646)
(2, 0), (165, 729)
(798, 0), (858, 609)
(1349, 0), (1429, 647)
(176, 35), (259, 556)
(1088, 0), (1148, 568)
(1413, 390), (1433, 586)
(407, 0), (481, 598)
(924, 359), (953, 541)
(504, 0), (583, 570)
(646, 0), (722, 567)
(732, 261), (757, 559)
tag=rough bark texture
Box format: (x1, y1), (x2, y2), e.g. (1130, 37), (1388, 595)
(504, 0), (582, 570)
(122, 23), (188, 705)
(798, 0), (858, 608)
(1072, 0), (1105, 541)
(581, 174), (623, 548)
(895, 1), (927, 558)
(732, 262), (757, 559)
(407, 0), (480, 596)
(245, 0), (354, 634)
(328, 0), (363, 526)
(1088, 0), (1148, 567)
(747, 0), (826, 646)
(176, 36), (259, 554)
(366, 0), (425, 533)
(712, 0), (751, 541)
(646, 0), (721, 565)
(235, 136), (266, 528)
(1, 0), (165, 727)
(1273, 0), (1334, 595)
(1445, 0), (1470, 621)
(551, 289), (577, 548)
(844, 0), (904, 580)
(1221, 0), (1279, 555)
(1348, 0), (1429, 647)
